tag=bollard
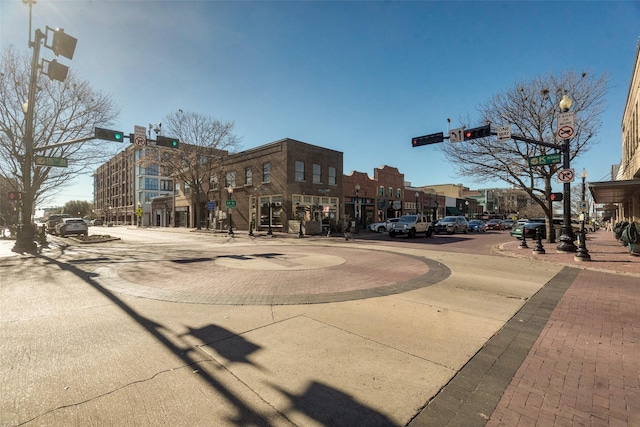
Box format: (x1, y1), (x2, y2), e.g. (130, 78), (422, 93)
(533, 227), (545, 254)
(519, 226), (529, 249)
(574, 229), (591, 262)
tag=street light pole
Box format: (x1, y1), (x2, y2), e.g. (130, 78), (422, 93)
(575, 168), (591, 261)
(415, 192), (420, 215)
(557, 95), (577, 253)
(227, 186), (234, 236)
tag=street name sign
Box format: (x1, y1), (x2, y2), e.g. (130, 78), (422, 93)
(528, 153), (562, 166)
(34, 155), (68, 168)
(225, 200), (236, 208)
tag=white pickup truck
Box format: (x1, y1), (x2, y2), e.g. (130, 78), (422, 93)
(388, 214), (434, 238)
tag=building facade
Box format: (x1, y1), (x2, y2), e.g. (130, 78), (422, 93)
(590, 40), (640, 223)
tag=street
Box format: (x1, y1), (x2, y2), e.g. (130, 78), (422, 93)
(0, 228), (613, 426)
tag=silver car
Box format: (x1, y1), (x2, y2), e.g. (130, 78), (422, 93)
(55, 218), (89, 237)
(369, 218), (400, 232)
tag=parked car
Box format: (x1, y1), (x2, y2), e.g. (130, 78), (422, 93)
(485, 219), (505, 230)
(389, 214), (433, 238)
(369, 218), (399, 233)
(91, 219), (103, 226)
(467, 219), (486, 232)
(510, 218), (548, 240)
(502, 219), (516, 229)
(434, 216), (468, 234)
(55, 218), (88, 237)
(46, 213), (71, 234)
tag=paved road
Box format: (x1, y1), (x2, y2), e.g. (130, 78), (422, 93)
(1, 227), (637, 426)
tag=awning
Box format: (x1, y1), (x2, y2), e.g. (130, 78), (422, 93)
(445, 206), (462, 215)
(588, 179), (640, 204)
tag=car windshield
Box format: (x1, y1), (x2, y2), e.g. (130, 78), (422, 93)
(440, 217), (456, 223)
(399, 215), (417, 223)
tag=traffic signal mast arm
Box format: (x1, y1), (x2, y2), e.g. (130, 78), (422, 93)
(32, 134), (130, 153)
(496, 132), (560, 150)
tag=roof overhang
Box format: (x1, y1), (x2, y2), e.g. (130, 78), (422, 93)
(588, 179), (640, 204)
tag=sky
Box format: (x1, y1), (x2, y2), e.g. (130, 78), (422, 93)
(1, 0), (639, 209)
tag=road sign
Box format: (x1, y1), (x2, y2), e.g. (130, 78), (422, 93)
(34, 155), (68, 168)
(135, 207), (143, 217)
(528, 153), (562, 166)
(225, 200), (236, 208)
(557, 168), (575, 183)
(449, 127), (464, 143)
(578, 200), (588, 212)
(557, 112), (575, 139)
(497, 125), (511, 141)
(207, 201), (217, 210)
(134, 125), (147, 147)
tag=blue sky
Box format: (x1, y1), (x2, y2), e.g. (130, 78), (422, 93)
(1, 0), (639, 209)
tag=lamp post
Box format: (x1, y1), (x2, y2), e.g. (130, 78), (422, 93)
(415, 192), (420, 215)
(556, 95), (577, 253)
(227, 186), (234, 236)
(575, 168), (591, 261)
(267, 203), (274, 235)
(354, 184), (360, 232)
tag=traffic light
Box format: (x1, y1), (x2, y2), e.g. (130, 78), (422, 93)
(95, 127), (124, 142)
(43, 59), (69, 82)
(549, 192), (563, 202)
(156, 136), (180, 149)
(464, 124), (491, 141)
(8, 191), (23, 201)
(51, 28), (78, 60)
(412, 132), (444, 147)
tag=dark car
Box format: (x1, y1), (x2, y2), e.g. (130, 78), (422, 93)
(485, 219), (505, 230)
(434, 216), (468, 234)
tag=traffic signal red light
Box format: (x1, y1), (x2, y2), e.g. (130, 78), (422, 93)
(463, 124), (491, 141)
(8, 191), (23, 201)
(411, 132), (444, 147)
(549, 192), (563, 201)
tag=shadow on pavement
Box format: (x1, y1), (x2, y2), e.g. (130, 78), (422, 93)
(31, 253), (395, 426)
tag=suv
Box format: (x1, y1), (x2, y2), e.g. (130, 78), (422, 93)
(46, 214), (71, 234)
(389, 214), (433, 238)
(55, 218), (88, 237)
(434, 216), (468, 234)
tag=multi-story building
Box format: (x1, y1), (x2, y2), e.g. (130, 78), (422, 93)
(93, 145), (136, 224)
(590, 40), (640, 222)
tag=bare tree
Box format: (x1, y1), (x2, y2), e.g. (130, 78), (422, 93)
(441, 70), (608, 241)
(0, 45), (120, 206)
(141, 110), (241, 229)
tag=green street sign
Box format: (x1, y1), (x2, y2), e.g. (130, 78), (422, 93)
(528, 153), (561, 166)
(225, 200), (236, 208)
(34, 155), (68, 168)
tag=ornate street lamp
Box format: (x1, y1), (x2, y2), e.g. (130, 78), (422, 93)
(227, 186), (234, 236)
(575, 168), (591, 261)
(557, 95), (577, 253)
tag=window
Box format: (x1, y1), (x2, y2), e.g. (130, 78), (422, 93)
(245, 167), (252, 186)
(295, 161), (305, 182)
(313, 164), (321, 184)
(388, 187), (393, 197)
(144, 178), (158, 190)
(379, 186), (384, 197)
(262, 163), (271, 183)
(328, 167), (336, 185)
(160, 180), (173, 191)
(397, 188), (402, 198)
(225, 171), (236, 188)
(142, 164), (159, 176)
(210, 175), (218, 191)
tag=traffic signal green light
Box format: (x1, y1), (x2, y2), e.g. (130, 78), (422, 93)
(157, 136), (180, 149)
(463, 124), (491, 141)
(95, 127), (124, 142)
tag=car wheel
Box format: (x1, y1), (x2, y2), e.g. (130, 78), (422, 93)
(425, 228), (433, 237)
(377, 226), (385, 233)
(408, 229), (416, 238)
